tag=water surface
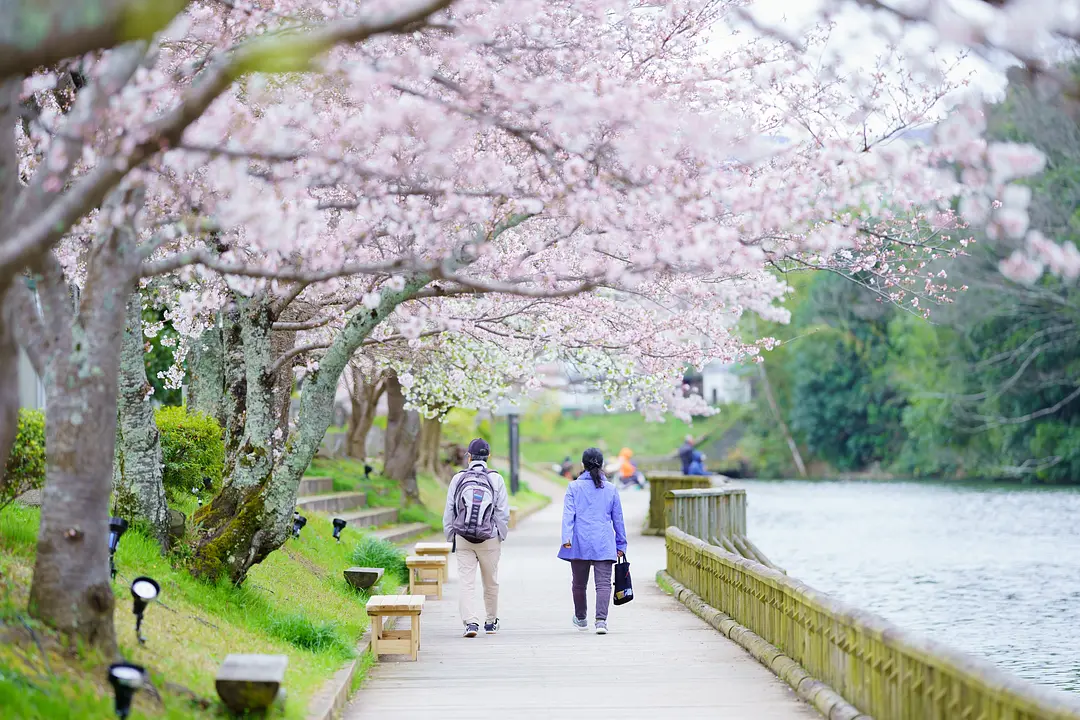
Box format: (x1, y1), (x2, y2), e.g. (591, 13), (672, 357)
(740, 479), (1080, 693)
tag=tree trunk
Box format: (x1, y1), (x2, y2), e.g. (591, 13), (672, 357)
(384, 373), (422, 504)
(0, 286), (19, 483)
(113, 288), (169, 548)
(29, 189), (141, 654)
(221, 304), (246, 464)
(188, 321), (225, 425)
(756, 362), (808, 478)
(418, 415), (443, 476)
(345, 364), (384, 460)
(190, 277), (430, 584)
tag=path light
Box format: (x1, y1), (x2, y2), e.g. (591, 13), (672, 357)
(130, 576), (160, 645)
(363, 464), (372, 480)
(332, 518), (347, 542)
(108, 517), (128, 580)
(292, 512), (307, 538)
(107, 662), (145, 718)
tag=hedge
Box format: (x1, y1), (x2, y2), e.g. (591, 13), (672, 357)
(156, 406), (225, 501)
(2, 409), (46, 509)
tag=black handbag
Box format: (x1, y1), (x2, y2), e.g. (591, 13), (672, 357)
(613, 555), (634, 605)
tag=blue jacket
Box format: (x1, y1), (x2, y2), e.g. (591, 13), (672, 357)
(557, 474), (627, 562)
(687, 450), (707, 476)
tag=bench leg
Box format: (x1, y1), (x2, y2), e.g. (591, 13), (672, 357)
(409, 570), (417, 596)
(436, 574), (443, 600)
(410, 614), (420, 661)
(370, 615), (381, 659)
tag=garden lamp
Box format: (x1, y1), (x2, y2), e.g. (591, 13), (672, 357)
(332, 518), (347, 542)
(108, 517), (128, 579)
(292, 513), (307, 538)
(130, 576), (160, 645)
(107, 662), (145, 718)
(363, 464), (372, 480)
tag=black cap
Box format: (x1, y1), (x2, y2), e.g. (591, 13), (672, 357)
(467, 438), (490, 458)
(582, 447), (604, 469)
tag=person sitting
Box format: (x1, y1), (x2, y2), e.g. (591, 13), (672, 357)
(678, 435), (695, 475)
(686, 450), (708, 476)
(616, 448), (646, 489)
(559, 456), (575, 479)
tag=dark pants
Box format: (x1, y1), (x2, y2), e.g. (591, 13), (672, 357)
(570, 559), (615, 621)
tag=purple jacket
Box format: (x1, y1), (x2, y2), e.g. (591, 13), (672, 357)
(557, 474), (628, 562)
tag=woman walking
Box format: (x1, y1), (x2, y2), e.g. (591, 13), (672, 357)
(558, 448), (628, 634)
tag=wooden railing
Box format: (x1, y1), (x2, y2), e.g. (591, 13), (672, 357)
(643, 472), (712, 535)
(664, 488), (782, 571)
(666, 527), (1080, 720)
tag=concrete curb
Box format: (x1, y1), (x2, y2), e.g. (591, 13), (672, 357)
(656, 570), (871, 720)
(305, 631), (371, 720)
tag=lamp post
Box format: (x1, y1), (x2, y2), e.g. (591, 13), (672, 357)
(108, 517), (128, 580)
(130, 576), (160, 645)
(332, 518), (347, 542)
(107, 662), (145, 718)
(507, 413), (520, 494)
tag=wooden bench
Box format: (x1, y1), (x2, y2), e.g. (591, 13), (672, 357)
(365, 595), (425, 661)
(406, 555), (446, 599)
(509, 505), (520, 529)
(413, 542), (452, 583)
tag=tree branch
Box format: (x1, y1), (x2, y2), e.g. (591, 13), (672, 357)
(267, 341), (332, 376)
(0, 0), (187, 82)
(0, 0), (456, 281)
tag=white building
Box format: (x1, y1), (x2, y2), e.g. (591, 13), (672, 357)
(699, 362), (751, 406)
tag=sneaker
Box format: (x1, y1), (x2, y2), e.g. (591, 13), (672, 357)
(572, 616), (588, 630)
(464, 623), (479, 638)
(595, 620), (608, 635)
(484, 619), (500, 634)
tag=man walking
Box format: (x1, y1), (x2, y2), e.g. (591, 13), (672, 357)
(444, 438), (510, 637)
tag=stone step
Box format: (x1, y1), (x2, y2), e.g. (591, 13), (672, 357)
(295, 491), (367, 515)
(298, 476), (334, 496)
(337, 507), (399, 529)
(370, 522), (432, 545)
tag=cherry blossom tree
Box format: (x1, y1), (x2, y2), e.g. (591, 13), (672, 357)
(3, 0), (1003, 651)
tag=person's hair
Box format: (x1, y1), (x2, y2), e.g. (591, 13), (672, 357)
(581, 447), (605, 488)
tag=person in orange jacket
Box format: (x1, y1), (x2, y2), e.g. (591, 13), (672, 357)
(616, 448), (646, 489)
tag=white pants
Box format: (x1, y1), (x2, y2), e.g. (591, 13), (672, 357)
(456, 537), (501, 626)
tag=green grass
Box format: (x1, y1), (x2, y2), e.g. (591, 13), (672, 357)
(349, 537), (407, 581)
(492, 408), (746, 466)
(0, 503), (376, 719)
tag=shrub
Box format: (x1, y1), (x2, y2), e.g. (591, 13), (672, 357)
(265, 614), (353, 659)
(2, 409), (45, 510)
(156, 407), (224, 501)
(349, 536), (407, 581)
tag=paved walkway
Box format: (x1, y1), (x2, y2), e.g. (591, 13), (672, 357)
(346, 474), (818, 720)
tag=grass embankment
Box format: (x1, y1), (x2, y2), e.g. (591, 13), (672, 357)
(492, 409), (746, 467)
(0, 488), (414, 718)
(308, 457), (550, 525)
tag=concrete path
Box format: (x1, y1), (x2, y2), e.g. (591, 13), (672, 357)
(345, 473), (818, 720)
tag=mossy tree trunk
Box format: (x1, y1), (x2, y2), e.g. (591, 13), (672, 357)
(25, 188), (143, 654)
(192, 277), (431, 584)
(221, 304), (247, 464)
(113, 287), (169, 549)
(188, 321), (225, 426)
(384, 372), (422, 504)
(346, 363), (385, 459)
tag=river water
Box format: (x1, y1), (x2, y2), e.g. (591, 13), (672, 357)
(740, 479), (1080, 693)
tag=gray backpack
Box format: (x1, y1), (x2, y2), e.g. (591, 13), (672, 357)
(451, 467), (497, 542)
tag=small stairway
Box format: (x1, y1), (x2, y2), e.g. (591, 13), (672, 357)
(296, 476), (431, 544)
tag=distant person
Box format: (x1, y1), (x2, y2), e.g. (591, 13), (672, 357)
(687, 450), (708, 476)
(678, 435), (695, 475)
(559, 448), (628, 634)
(444, 438), (510, 638)
(560, 456), (575, 479)
(617, 447), (645, 489)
